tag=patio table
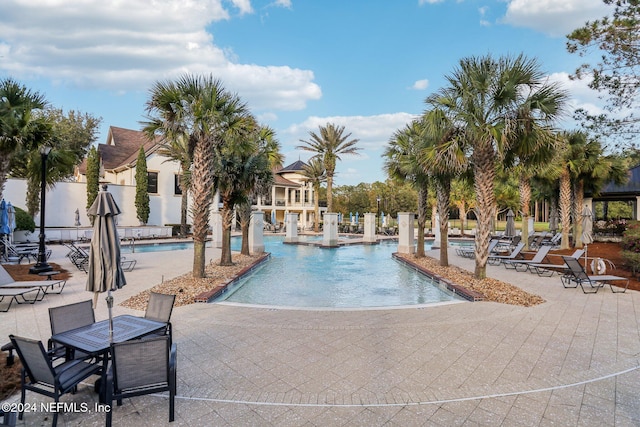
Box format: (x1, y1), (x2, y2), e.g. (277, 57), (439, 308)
(51, 314), (166, 400)
(51, 314), (165, 355)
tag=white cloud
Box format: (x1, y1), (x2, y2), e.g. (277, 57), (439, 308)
(0, 0), (320, 111)
(274, 0), (292, 8)
(419, 0), (445, 5)
(546, 71), (614, 129)
(230, 0), (253, 15)
(502, 0), (612, 37)
(281, 112), (422, 184)
(412, 79), (429, 90)
(285, 112), (417, 152)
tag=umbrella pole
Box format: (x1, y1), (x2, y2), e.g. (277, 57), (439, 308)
(93, 292), (99, 309)
(584, 244), (588, 269)
(106, 290), (114, 342)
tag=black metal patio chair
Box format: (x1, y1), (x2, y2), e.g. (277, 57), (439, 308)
(105, 335), (177, 427)
(560, 255), (630, 294)
(48, 300), (96, 361)
(9, 335), (102, 427)
(144, 292), (176, 345)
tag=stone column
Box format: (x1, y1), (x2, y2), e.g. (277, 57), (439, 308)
(398, 212), (415, 254)
(528, 217), (534, 237)
(285, 213), (298, 243)
(212, 211), (223, 248)
(363, 212), (376, 243)
(433, 213), (441, 249)
(249, 211), (265, 254)
(322, 212), (339, 247)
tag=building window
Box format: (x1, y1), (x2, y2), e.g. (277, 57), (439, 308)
(174, 174), (182, 195)
(148, 171), (158, 194)
(295, 190), (301, 203)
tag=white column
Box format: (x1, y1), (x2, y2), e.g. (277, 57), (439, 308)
(271, 186), (276, 208)
(433, 213), (441, 249)
(285, 213), (298, 243)
(212, 211), (223, 248)
(322, 212), (339, 247)
(363, 212), (376, 243)
(527, 217), (535, 236)
(249, 211), (265, 254)
(398, 212), (415, 254)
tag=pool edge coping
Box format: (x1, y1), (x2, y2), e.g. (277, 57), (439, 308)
(391, 253), (485, 302)
(193, 252), (271, 303)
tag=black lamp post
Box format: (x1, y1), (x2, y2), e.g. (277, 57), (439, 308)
(376, 197), (380, 230)
(29, 145), (53, 274)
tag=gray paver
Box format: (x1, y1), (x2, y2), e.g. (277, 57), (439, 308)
(1, 243), (640, 426)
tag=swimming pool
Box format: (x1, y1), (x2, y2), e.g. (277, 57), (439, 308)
(219, 236), (465, 309)
(120, 241), (198, 253)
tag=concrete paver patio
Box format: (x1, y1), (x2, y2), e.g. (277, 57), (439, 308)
(1, 242), (639, 426)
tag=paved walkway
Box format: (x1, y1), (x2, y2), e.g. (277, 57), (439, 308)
(1, 242), (639, 426)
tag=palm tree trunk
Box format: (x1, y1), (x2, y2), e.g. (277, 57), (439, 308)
(550, 197), (559, 232)
(326, 173), (334, 212)
(472, 144), (496, 279)
(0, 156), (10, 202)
(559, 168), (572, 250)
(313, 183), (320, 233)
(457, 202), (466, 235)
(180, 190), (188, 237)
(239, 203), (250, 256)
(519, 172), (532, 250)
(191, 136), (215, 278)
(220, 201), (234, 266)
(416, 186), (428, 258)
(431, 205), (437, 231)
(180, 166), (189, 237)
(436, 177), (451, 267)
(574, 180), (585, 248)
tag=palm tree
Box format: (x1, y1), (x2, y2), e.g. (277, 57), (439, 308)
(238, 124), (282, 256)
(420, 108), (467, 266)
(302, 158), (326, 233)
(213, 120), (266, 265)
(559, 131), (628, 249)
(144, 82), (194, 237)
(427, 54), (566, 279)
(144, 74), (250, 278)
(297, 123), (360, 212)
(0, 78), (47, 200)
(384, 119), (430, 257)
(503, 89), (567, 249)
(159, 135), (192, 237)
(450, 177), (476, 235)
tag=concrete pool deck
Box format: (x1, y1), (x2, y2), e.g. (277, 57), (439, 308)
(1, 241), (639, 426)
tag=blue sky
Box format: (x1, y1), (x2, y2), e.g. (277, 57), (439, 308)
(0, 0), (613, 185)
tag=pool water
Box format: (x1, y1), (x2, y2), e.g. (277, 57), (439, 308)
(220, 236), (464, 309)
(120, 241), (196, 253)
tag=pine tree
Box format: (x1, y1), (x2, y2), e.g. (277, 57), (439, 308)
(86, 146), (100, 214)
(135, 146), (150, 224)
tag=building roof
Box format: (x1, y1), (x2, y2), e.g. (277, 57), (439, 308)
(595, 164), (639, 198)
(274, 175), (302, 187)
(102, 126), (160, 172)
(277, 160), (308, 174)
(76, 127), (161, 175)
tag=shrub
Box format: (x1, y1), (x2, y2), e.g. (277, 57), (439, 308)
(14, 206), (35, 232)
(621, 221), (640, 274)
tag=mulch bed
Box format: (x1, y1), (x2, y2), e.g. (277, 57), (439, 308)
(2, 262), (72, 282)
(0, 262), (71, 401)
(539, 242), (640, 291)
